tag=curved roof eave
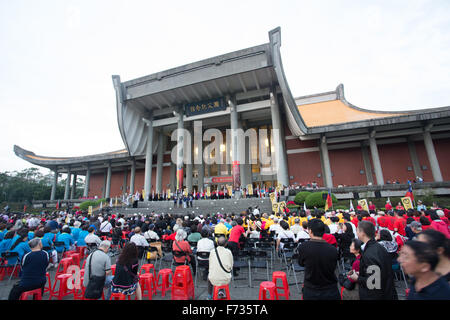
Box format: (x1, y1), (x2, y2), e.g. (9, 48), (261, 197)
(13, 145), (130, 168)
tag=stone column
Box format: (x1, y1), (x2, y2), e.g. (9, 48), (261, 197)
(122, 167), (128, 196)
(144, 114), (154, 200)
(64, 168), (71, 200)
(407, 138), (423, 179)
(185, 124), (193, 193)
(229, 96), (241, 193)
(129, 158), (136, 195)
(320, 136), (333, 188)
(369, 132), (384, 185)
(176, 107), (185, 191)
(238, 119), (249, 188)
(423, 128), (443, 182)
(170, 139), (177, 190)
(361, 143), (374, 185)
(270, 91), (289, 187)
(105, 162), (112, 199)
(83, 165), (91, 198)
(156, 131), (166, 194)
(70, 173), (77, 199)
(50, 168), (58, 200)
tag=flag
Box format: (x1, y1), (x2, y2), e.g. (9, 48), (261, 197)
(401, 197), (414, 211)
(109, 198), (113, 207)
(56, 201), (59, 210)
(405, 181), (414, 203)
(324, 190), (333, 211)
(303, 202), (307, 212)
(100, 201), (103, 210)
(387, 197), (391, 204)
(115, 197), (118, 206)
(350, 200), (354, 212)
(23, 205), (27, 212)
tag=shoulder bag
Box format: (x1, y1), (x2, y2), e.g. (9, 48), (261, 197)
(215, 247), (232, 274)
(84, 250), (106, 299)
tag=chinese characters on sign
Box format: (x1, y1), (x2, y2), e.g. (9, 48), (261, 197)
(185, 97), (226, 117)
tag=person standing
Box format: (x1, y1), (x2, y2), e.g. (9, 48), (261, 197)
(297, 219), (340, 300)
(349, 220), (397, 300)
(8, 238), (49, 300)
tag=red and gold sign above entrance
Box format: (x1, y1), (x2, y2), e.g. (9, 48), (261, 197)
(211, 176), (233, 183)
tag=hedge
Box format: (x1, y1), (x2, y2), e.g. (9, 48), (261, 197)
(79, 198), (106, 211)
(294, 191), (312, 205)
(305, 192), (338, 209)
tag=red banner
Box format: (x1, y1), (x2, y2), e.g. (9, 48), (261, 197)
(212, 176), (233, 183)
(232, 160), (241, 190)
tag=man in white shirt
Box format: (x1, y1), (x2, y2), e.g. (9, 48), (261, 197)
(196, 229), (215, 281)
(143, 224), (160, 241)
(84, 227), (102, 246)
(130, 227), (149, 247)
(295, 221), (311, 242)
(290, 218), (302, 236)
(117, 215), (126, 229)
(253, 206), (260, 216)
(99, 218), (113, 236)
(269, 217), (282, 236)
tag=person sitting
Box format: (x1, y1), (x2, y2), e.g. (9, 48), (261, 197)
(207, 235), (233, 300)
(143, 224), (160, 242)
(111, 242), (142, 300)
(172, 229), (196, 275)
(276, 220), (295, 253)
(398, 240), (450, 300)
(84, 226), (102, 247)
(0, 230), (16, 255)
(430, 211), (450, 238)
(187, 225), (201, 244)
(8, 228), (31, 266)
(55, 227), (75, 255)
(197, 229), (215, 281)
(83, 240), (113, 300)
(8, 238), (49, 300)
(295, 221), (310, 242)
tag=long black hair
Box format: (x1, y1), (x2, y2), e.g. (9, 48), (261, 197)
(10, 228), (29, 251)
(117, 242), (138, 266)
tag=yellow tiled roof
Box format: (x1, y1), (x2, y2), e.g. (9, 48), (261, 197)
(297, 100), (407, 127)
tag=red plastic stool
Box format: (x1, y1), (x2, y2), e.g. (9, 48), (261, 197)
(20, 288), (43, 300)
(171, 265), (195, 300)
(258, 281), (277, 300)
(63, 250), (77, 258)
(140, 263), (156, 277)
(44, 272), (52, 295)
(55, 258), (73, 277)
(213, 284), (230, 300)
(74, 269), (85, 300)
(110, 264), (116, 276)
(76, 246), (86, 259)
(50, 274), (75, 300)
(69, 253), (81, 267)
(156, 269), (173, 297)
(140, 273), (157, 299)
(81, 259), (87, 270)
(272, 271), (290, 300)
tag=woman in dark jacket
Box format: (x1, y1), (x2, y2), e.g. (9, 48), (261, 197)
(335, 223), (355, 262)
(111, 242), (142, 299)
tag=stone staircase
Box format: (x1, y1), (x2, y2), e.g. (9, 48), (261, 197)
(110, 197), (273, 217)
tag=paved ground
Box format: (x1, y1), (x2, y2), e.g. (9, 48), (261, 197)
(0, 248), (408, 300)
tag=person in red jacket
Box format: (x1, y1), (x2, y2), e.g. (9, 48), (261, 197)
(393, 212), (407, 236)
(377, 212), (388, 228)
(385, 201), (393, 212)
(368, 201), (376, 212)
(386, 213), (396, 231)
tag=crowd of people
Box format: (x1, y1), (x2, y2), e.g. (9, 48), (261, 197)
(0, 197), (449, 300)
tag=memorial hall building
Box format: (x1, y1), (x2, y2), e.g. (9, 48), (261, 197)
(14, 28), (450, 201)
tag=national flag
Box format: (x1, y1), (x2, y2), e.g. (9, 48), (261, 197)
(324, 190), (333, 211)
(405, 181), (414, 203)
(303, 202), (307, 212)
(350, 200), (354, 212)
(56, 201), (59, 210)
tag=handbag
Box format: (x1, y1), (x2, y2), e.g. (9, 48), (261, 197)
(338, 272), (356, 291)
(84, 250), (106, 299)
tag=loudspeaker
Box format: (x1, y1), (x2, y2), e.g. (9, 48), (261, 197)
(375, 190), (382, 198)
(353, 192), (359, 200)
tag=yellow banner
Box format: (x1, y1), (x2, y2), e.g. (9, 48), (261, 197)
(142, 189), (145, 201)
(227, 185), (233, 196)
(269, 192), (276, 204)
(279, 201), (286, 212)
(115, 197), (118, 207)
(272, 202), (280, 214)
(206, 186), (211, 197)
(358, 199), (369, 212)
(401, 197), (414, 210)
(247, 184), (253, 196)
(184, 188), (188, 197)
(167, 189), (171, 199)
(88, 206), (93, 216)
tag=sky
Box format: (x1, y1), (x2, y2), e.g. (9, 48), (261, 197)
(1, 0), (450, 175)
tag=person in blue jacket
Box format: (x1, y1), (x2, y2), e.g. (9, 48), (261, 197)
(55, 227), (74, 254)
(7, 229), (31, 266)
(40, 226), (58, 268)
(0, 231), (16, 255)
(69, 220), (82, 243)
(0, 223), (7, 241)
(76, 224), (90, 247)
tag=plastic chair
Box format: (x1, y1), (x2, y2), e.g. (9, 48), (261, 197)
(20, 288), (43, 300)
(76, 246), (87, 259)
(140, 273), (156, 299)
(110, 292), (129, 300)
(74, 269), (85, 300)
(139, 263), (156, 277)
(55, 257), (74, 277)
(258, 281), (277, 300)
(49, 274), (75, 300)
(213, 284), (230, 300)
(171, 265), (195, 300)
(156, 268), (173, 297)
(69, 253), (81, 267)
(44, 272), (52, 295)
(110, 264), (116, 276)
(272, 271), (290, 300)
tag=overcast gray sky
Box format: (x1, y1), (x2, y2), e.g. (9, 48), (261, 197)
(1, 0), (449, 175)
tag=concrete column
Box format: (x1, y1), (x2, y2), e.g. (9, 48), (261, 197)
(407, 138), (423, 179)
(238, 119), (250, 188)
(361, 143), (374, 185)
(320, 136), (333, 188)
(156, 131), (166, 194)
(129, 158), (136, 195)
(229, 96), (241, 192)
(270, 91), (289, 187)
(369, 132), (384, 185)
(50, 168), (58, 200)
(105, 162), (112, 199)
(83, 165), (91, 198)
(122, 167), (128, 196)
(423, 129), (443, 182)
(176, 107), (185, 191)
(70, 173), (77, 199)
(144, 115), (154, 200)
(186, 124), (193, 193)
(64, 169), (71, 200)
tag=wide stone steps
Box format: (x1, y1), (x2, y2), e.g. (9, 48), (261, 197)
(110, 198), (273, 217)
